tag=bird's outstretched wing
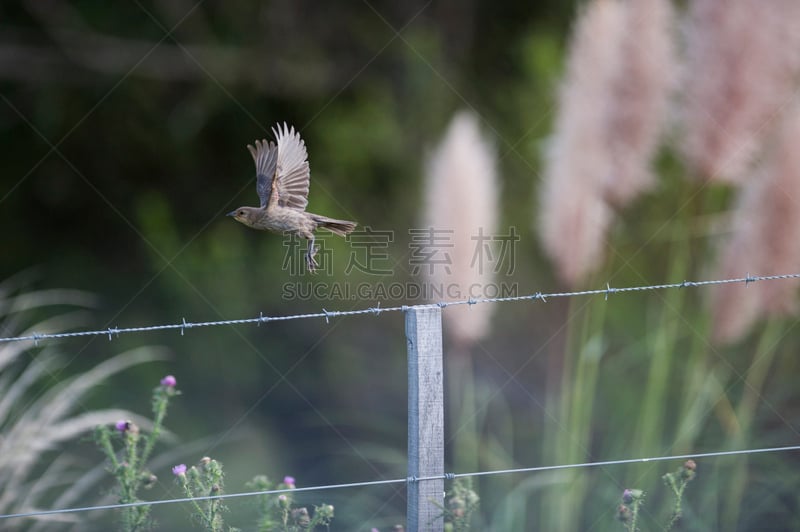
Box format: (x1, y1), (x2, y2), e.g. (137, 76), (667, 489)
(247, 139), (278, 208)
(272, 122), (310, 211)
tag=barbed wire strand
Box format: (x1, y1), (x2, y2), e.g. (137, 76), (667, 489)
(2, 273), (798, 345)
(2, 443), (798, 521)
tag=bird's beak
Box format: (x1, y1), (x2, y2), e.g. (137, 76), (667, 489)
(226, 210), (237, 217)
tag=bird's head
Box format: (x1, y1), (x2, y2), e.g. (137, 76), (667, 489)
(226, 206), (259, 227)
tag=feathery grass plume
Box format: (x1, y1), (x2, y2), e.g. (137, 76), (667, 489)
(604, 0), (675, 205)
(0, 280), (165, 527)
(711, 103), (800, 344)
(424, 111), (499, 348)
(680, 0), (800, 183)
(538, 0), (624, 286)
(540, 0), (674, 283)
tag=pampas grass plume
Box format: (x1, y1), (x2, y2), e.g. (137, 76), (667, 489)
(538, 0), (674, 286)
(539, 0), (623, 286)
(424, 111), (499, 348)
(680, 0), (800, 183)
(605, 0), (675, 205)
(711, 102), (800, 343)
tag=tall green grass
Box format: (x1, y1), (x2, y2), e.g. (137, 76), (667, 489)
(0, 276), (164, 530)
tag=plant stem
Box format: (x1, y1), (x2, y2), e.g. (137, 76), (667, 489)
(723, 319), (783, 529)
(141, 388), (169, 466)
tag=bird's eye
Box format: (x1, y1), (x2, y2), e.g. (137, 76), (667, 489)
(239, 210), (245, 216)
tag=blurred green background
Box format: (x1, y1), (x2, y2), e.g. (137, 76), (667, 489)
(1, 1), (799, 530)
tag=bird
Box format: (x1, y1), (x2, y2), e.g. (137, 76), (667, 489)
(227, 123), (357, 272)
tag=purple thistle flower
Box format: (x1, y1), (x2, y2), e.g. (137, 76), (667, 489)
(622, 488), (644, 503)
(283, 475), (296, 487)
(278, 495), (287, 502)
(115, 420), (129, 432)
(172, 464), (187, 476)
(160, 375), (177, 387)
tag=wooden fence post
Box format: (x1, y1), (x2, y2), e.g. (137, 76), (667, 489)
(405, 305), (444, 532)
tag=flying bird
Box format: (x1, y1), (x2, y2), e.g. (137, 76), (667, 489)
(228, 123), (357, 272)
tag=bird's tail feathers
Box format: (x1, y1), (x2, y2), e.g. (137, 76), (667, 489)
(313, 215), (357, 236)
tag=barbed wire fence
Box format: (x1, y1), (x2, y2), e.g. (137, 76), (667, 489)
(2, 273), (797, 346)
(1, 272), (799, 530)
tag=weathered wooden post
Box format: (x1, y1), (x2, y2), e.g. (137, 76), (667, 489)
(405, 305), (444, 531)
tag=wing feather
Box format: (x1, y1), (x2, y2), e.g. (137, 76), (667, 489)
(271, 122), (310, 210)
(247, 139), (278, 208)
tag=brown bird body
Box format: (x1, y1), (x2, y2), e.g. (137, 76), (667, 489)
(228, 123), (357, 271)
